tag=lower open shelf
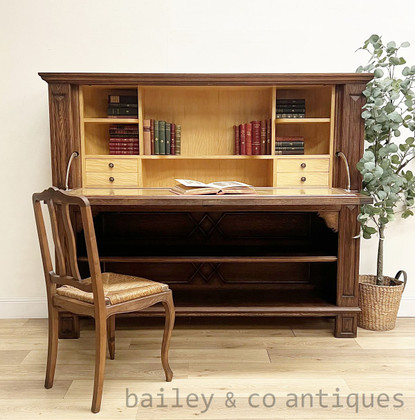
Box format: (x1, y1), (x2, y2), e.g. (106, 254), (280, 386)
(123, 290), (359, 317)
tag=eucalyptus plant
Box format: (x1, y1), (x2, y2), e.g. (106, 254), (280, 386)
(356, 34), (415, 285)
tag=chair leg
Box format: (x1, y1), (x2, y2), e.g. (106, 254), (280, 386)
(161, 292), (175, 382)
(107, 315), (115, 360)
(91, 316), (107, 413)
(45, 307), (59, 389)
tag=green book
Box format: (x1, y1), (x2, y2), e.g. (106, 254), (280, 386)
(175, 124), (181, 155)
(154, 120), (159, 155)
(165, 123), (171, 155)
(159, 121), (166, 154)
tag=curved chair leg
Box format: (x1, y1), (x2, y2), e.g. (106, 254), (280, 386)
(91, 316), (107, 413)
(107, 316), (115, 360)
(45, 307), (59, 389)
(161, 292), (175, 382)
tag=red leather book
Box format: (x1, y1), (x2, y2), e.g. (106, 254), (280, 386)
(171, 123), (176, 155)
(239, 124), (246, 155)
(110, 152), (139, 156)
(234, 125), (240, 155)
(150, 119), (155, 155)
(245, 123), (252, 155)
(143, 119), (151, 155)
(110, 137), (138, 144)
(266, 119), (271, 155)
(250, 121), (259, 155)
(260, 120), (266, 155)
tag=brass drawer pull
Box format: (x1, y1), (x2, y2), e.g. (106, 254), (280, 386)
(301, 176), (307, 182)
(109, 177), (115, 182)
(300, 163), (306, 168)
(109, 163), (114, 168)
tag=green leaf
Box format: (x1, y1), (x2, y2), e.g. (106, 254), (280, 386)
(374, 68), (384, 78)
(401, 41), (410, 48)
(402, 209), (414, 219)
(369, 34), (380, 44)
(366, 226), (378, 234)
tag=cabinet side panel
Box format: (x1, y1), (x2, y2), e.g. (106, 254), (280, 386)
(48, 83), (81, 188)
(333, 83), (367, 191)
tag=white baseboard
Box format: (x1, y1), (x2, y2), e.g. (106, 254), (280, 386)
(0, 297), (414, 319)
(0, 297), (48, 318)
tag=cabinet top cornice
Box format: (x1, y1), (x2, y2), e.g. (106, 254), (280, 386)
(38, 72), (373, 86)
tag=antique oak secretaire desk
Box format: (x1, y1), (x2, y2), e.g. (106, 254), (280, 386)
(39, 73), (373, 338)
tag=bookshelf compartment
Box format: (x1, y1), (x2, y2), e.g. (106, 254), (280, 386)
(141, 86), (273, 156)
(275, 121), (331, 155)
(82, 86), (139, 119)
(141, 158), (274, 188)
(276, 86), (333, 118)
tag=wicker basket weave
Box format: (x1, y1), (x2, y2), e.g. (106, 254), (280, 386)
(358, 271), (407, 331)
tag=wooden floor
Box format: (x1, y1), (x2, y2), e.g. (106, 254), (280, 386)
(0, 317), (414, 419)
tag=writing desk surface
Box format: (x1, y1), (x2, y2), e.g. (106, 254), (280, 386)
(68, 187), (371, 207)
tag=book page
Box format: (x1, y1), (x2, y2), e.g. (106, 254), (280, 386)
(176, 179), (251, 188)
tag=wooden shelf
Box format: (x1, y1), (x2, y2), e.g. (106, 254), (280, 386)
(275, 118), (330, 124)
(78, 255), (337, 263)
(83, 118), (139, 124)
(140, 155), (274, 160)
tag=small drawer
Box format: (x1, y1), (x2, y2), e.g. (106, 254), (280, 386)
(85, 158), (138, 173)
(277, 157), (329, 173)
(276, 172), (329, 187)
(85, 172), (138, 187)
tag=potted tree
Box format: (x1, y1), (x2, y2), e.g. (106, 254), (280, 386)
(356, 34), (415, 330)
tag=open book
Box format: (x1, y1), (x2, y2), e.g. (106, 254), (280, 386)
(170, 179), (256, 195)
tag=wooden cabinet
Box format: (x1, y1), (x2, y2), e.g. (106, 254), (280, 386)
(39, 73), (372, 338)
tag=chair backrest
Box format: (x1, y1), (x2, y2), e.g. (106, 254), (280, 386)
(32, 187), (105, 308)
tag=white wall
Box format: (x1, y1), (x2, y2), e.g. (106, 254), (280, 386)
(1, 0), (414, 317)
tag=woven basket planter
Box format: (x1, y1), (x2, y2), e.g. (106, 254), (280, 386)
(358, 271), (407, 331)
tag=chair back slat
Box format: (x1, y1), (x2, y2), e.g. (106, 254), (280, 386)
(60, 203), (81, 280)
(32, 187), (105, 308)
(46, 200), (67, 276)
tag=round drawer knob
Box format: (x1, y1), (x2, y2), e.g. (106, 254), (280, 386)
(109, 176), (115, 182)
(300, 163), (306, 168)
(301, 176), (307, 182)
(108, 163), (114, 168)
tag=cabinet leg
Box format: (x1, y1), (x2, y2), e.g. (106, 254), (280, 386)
(334, 314), (357, 338)
(58, 313), (80, 339)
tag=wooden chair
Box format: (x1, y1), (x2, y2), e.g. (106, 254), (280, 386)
(32, 187), (175, 413)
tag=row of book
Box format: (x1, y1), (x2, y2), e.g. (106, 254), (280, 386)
(109, 124), (139, 155)
(107, 94), (138, 118)
(275, 136), (305, 155)
(234, 120), (272, 155)
(276, 99), (306, 119)
(143, 120), (181, 155)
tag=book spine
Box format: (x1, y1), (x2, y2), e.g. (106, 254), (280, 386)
(150, 119), (155, 155)
(275, 141), (304, 147)
(246, 123), (253, 155)
(234, 125), (240, 155)
(165, 123), (171, 155)
(276, 108), (306, 113)
(260, 120), (266, 155)
(275, 150), (304, 155)
(143, 119), (151, 155)
(175, 125), (181, 155)
(108, 95), (138, 104)
(275, 146), (305, 151)
(276, 99), (305, 105)
(159, 121), (166, 154)
(249, 121), (258, 155)
(107, 107), (138, 117)
(110, 150), (139, 155)
(154, 120), (160, 155)
(276, 114), (305, 119)
(266, 119), (271, 155)
(276, 136), (304, 141)
(239, 124), (246, 155)
(171, 123), (176, 155)
(110, 137), (138, 144)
